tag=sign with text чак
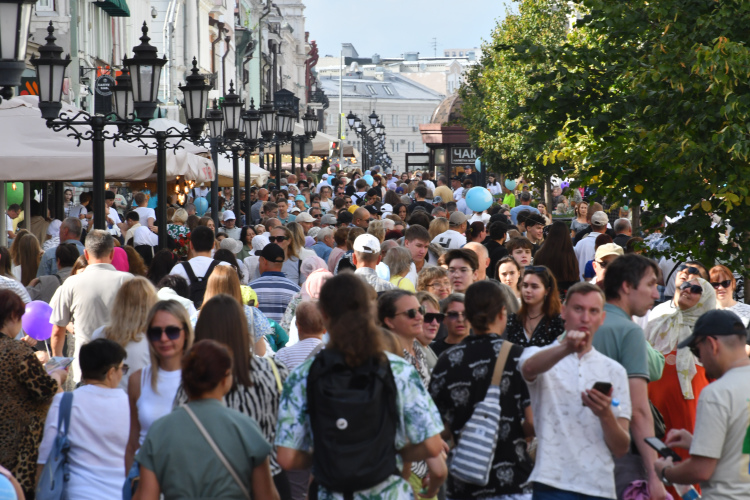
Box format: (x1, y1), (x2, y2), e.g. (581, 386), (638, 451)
(451, 147), (478, 165)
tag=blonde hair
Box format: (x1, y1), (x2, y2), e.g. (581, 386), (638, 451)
(204, 265), (243, 304)
(367, 220), (386, 243)
(429, 217), (449, 240)
(285, 222), (305, 258)
(172, 208), (188, 224)
(146, 300), (195, 392)
(103, 277), (158, 347)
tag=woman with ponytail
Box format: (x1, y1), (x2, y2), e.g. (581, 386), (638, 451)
(275, 273), (447, 499)
(429, 281), (534, 500)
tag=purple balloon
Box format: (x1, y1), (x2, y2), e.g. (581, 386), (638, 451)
(22, 300), (54, 341)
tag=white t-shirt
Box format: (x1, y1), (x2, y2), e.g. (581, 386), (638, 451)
(519, 342), (631, 499)
(107, 207), (121, 224)
(134, 206), (156, 225)
(133, 225), (158, 246)
(5, 214), (13, 234)
(453, 186), (464, 200)
(689, 364), (750, 499)
(38, 385), (129, 500)
(431, 229), (467, 250)
(90, 326), (150, 391)
(169, 256), (231, 286)
(456, 197), (473, 216)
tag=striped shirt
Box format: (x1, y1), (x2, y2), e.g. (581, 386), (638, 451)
(249, 272), (300, 322)
(0, 275), (30, 303)
(275, 338), (323, 371)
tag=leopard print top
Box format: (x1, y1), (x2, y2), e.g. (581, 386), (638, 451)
(0, 335), (59, 492)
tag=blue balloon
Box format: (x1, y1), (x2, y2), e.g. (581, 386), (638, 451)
(465, 187), (493, 213)
(363, 175), (374, 187)
(504, 179), (517, 191)
(475, 158), (482, 172)
(194, 197), (209, 216)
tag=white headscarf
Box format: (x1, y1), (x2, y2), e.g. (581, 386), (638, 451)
(645, 277), (715, 399)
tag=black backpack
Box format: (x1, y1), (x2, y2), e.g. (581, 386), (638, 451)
(181, 260), (220, 308)
(307, 349), (398, 498)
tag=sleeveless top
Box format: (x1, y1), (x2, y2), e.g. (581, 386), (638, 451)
(137, 365), (182, 446)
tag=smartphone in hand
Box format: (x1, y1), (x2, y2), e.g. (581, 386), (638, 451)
(644, 437), (682, 462)
(592, 381), (612, 395)
(45, 356), (74, 374)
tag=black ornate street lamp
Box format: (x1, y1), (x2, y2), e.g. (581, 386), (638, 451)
(32, 22), (210, 250)
(347, 110), (392, 170)
(122, 22), (166, 121)
(289, 107), (318, 175)
(0, 0), (36, 90)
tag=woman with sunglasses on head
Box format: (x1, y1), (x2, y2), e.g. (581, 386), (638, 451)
(710, 265), (750, 326)
(430, 293), (468, 357)
(645, 277), (715, 465)
(415, 292), (442, 371)
(126, 300), (194, 473)
(504, 265), (564, 347)
(174, 295), (289, 498)
(429, 281), (533, 500)
(38, 339), (129, 500)
(136, 339), (279, 500)
(90, 277), (159, 390)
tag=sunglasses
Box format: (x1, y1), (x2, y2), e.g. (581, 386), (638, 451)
(423, 313), (445, 324)
(680, 283), (703, 295)
(147, 326), (183, 342)
(268, 236), (287, 243)
(677, 264), (701, 275)
(120, 364), (130, 375)
(446, 311), (465, 320)
(312, 213), (322, 218)
(596, 260), (610, 268)
(394, 306), (425, 319)
(711, 280), (732, 289)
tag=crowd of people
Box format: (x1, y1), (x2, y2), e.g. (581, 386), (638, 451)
(0, 165), (749, 500)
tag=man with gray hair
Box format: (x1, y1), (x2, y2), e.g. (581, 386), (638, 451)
(37, 217), (84, 277)
(431, 206), (447, 218)
(311, 227), (334, 262)
(50, 229), (133, 382)
(613, 218), (632, 249)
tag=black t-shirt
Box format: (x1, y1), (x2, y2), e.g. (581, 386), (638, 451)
(429, 335), (533, 498)
(407, 200), (434, 214)
(430, 337), (462, 357)
(484, 240), (508, 280)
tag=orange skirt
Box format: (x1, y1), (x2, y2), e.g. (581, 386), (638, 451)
(648, 350), (709, 461)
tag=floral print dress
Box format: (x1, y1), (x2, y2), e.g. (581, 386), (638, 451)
(275, 352), (444, 500)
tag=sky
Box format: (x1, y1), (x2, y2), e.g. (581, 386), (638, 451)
(304, 0), (512, 59)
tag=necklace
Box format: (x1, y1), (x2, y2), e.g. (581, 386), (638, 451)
(526, 311), (544, 321)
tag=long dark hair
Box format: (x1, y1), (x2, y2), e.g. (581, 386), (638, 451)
(318, 273), (385, 367)
(147, 249), (177, 286)
(195, 294), (252, 388)
(533, 221), (579, 283)
(518, 265), (562, 320)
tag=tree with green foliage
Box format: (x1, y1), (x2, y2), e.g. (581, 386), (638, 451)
(459, 0), (570, 205)
(511, 0), (750, 269)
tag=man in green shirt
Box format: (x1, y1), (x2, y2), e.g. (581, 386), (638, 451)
(592, 254), (668, 500)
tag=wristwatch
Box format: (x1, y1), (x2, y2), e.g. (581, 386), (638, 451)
(660, 465), (672, 485)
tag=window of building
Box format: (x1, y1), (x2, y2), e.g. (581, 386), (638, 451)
(392, 114), (399, 127)
(383, 85), (394, 96)
(36, 0), (54, 12)
(452, 51), (456, 57)
(459, 51), (464, 57)
(366, 84), (377, 95)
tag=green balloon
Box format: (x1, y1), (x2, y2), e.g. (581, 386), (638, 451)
(6, 183), (24, 206)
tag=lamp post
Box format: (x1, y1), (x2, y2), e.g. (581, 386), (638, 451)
(32, 22), (211, 250)
(289, 107), (318, 176)
(347, 110), (391, 171)
(0, 0), (36, 93)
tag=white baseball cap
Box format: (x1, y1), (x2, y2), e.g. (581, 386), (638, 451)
(353, 234), (381, 254)
(222, 210), (236, 221)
